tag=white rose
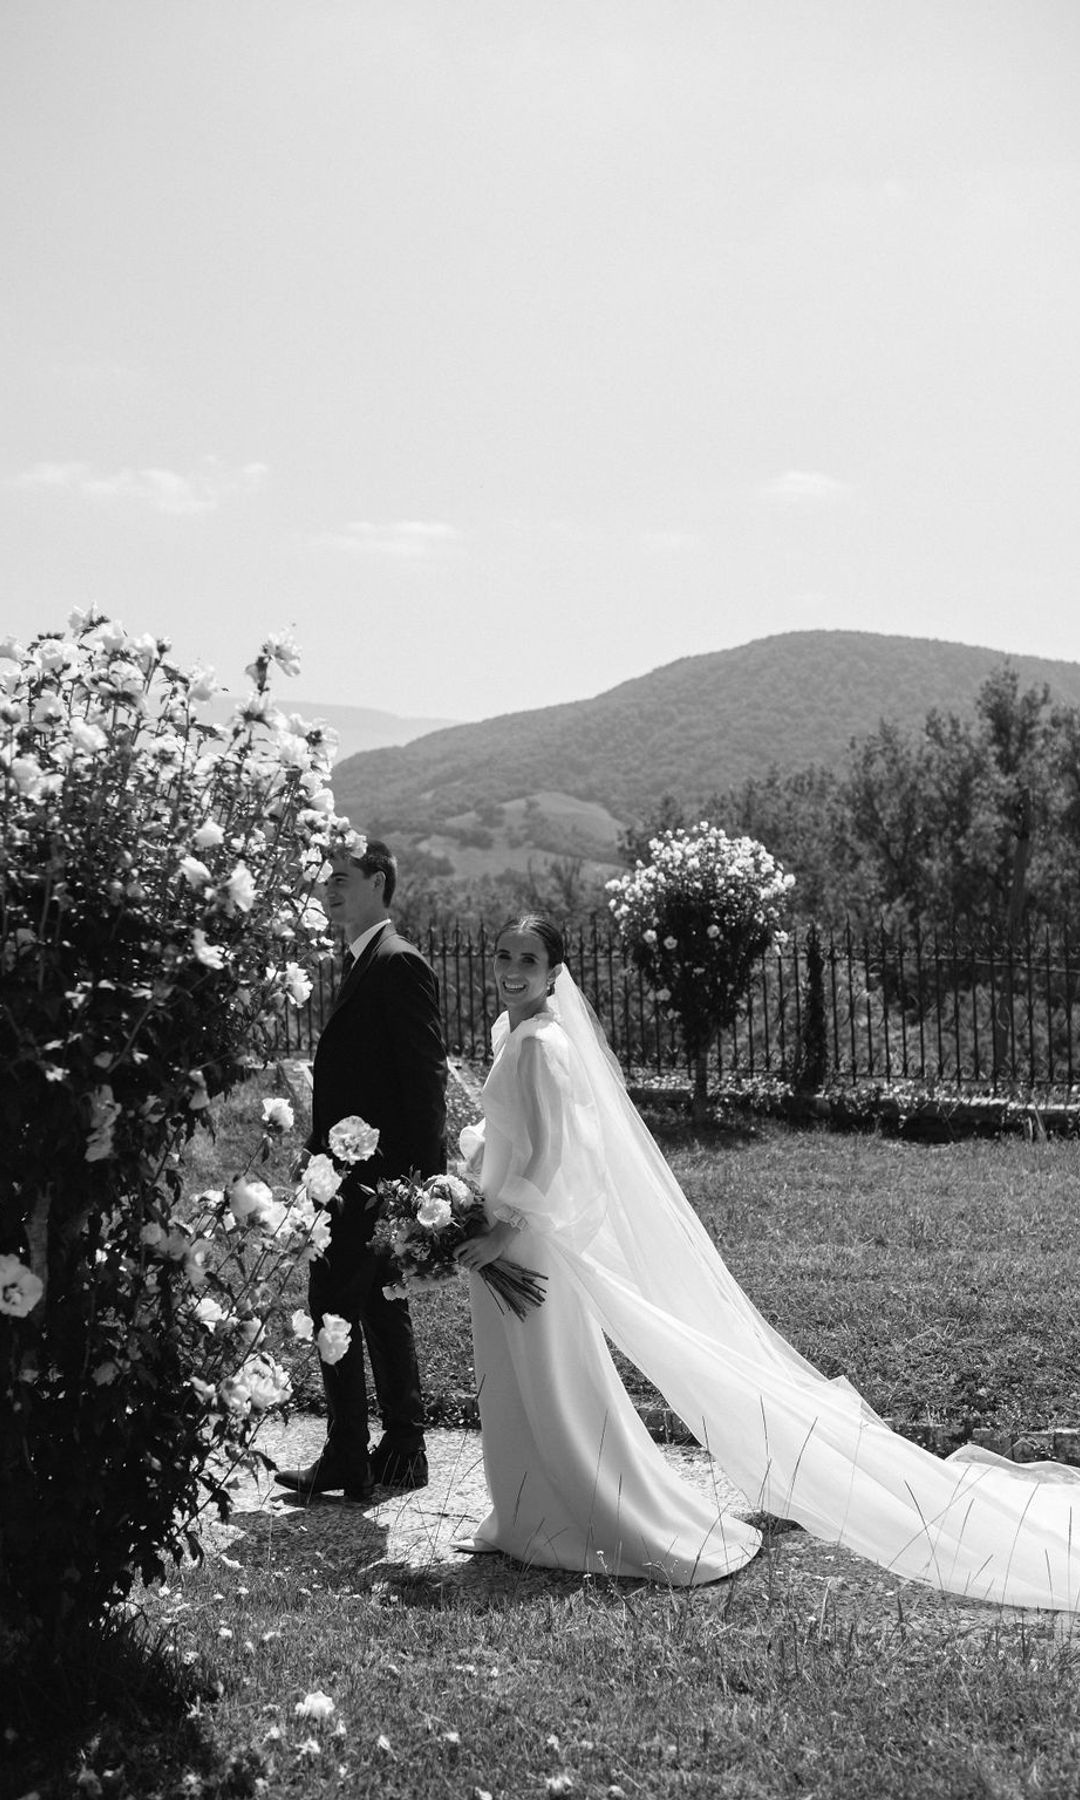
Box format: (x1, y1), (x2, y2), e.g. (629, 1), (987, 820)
(226, 864), (257, 913)
(192, 819), (225, 850)
(192, 928), (227, 970)
(254, 1197), (288, 1236)
(229, 1178), (275, 1223)
(317, 1313), (351, 1365)
(32, 692), (64, 726)
(290, 1309), (314, 1341)
(179, 854), (213, 889)
(183, 1239), (212, 1286)
(303, 1154), (343, 1204)
(7, 755), (45, 799)
(239, 1352), (292, 1411)
(0, 1254), (44, 1318)
(416, 1193), (453, 1230)
(266, 630), (302, 678)
(262, 1097), (295, 1134)
(295, 1691), (335, 1721)
(70, 717), (108, 753)
(327, 1116), (380, 1164)
(283, 962), (313, 1007)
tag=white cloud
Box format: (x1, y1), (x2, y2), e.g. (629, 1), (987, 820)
(313, 519), (461, 558)
(756, 470), (854, 504)
(9, 457), (268, 515)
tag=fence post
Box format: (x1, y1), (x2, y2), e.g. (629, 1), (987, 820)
(1066, 924), (1075, 1092)
(1044, 925), (1055, 1090)
(776, 942), (788, 1080)
(949, 922), (963, 1081)
(862, 927), (874, 1077)
(969, 932), (981, 1082)
(1025, 916), (1037, 1085)
(880, 922), (892, 1082)
(913, 923), (927, 1079)
(844, 921), (858, 1078)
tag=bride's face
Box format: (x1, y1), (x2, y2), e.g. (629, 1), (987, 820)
(493, 929), (553, 1025)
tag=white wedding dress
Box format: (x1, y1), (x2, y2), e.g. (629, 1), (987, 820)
(461, 972), (1080, 1607)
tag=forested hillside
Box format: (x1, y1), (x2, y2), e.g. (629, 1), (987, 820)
(334, 631), (1080, 844)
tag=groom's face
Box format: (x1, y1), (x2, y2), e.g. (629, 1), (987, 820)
(321, 853), (386, 941)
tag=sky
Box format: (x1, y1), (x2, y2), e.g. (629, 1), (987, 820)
(2, 1), (1079, 724)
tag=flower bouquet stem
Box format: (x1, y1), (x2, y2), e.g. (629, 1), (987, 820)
(477, 1256), (548, 1320)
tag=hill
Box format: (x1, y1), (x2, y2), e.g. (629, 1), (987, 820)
(332, 631), (1080, 877)
(201, 696), (458, 762)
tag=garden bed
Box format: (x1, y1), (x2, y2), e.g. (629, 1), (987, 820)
(628, 1076), (1080, 1141)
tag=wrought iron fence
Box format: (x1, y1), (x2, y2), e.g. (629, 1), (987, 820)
(272, 918), (1080, 1093)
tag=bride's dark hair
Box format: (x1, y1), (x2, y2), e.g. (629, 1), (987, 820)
(496, 912), (565, 971)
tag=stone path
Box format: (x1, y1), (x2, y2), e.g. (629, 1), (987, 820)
(197, 1415), (1073, 1639)
(204, 1413), (751, 1585)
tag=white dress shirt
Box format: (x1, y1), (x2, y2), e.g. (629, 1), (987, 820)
(346, 918), (391, 964)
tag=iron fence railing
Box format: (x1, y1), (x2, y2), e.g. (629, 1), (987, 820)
(272, 918), (1080, 1093)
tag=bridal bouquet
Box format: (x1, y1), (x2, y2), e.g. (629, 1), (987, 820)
(370, 1171), (547, 1320)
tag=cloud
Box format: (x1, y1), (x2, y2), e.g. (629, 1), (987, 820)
(313, 519), (462, 558)
(756, 470), (854, 505)
(9, 457), (268, 515)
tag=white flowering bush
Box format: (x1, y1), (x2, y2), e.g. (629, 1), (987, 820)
(607, 822), (795, 1119)
(0, 610), (359, 1629)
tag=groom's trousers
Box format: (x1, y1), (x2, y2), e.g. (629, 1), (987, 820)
(308, 1237), (425, 1487)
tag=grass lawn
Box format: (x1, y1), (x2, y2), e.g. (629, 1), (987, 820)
(7, 1070), (1080, 1799)
(182, 1065), (1080, 1445)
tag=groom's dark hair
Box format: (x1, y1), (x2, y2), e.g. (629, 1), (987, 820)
(352, 838), (397, 907)
(497, 912), (565, 972)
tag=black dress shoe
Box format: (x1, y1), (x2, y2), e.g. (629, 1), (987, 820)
(370, 1443), (429, 1491)
(273, 1457), (373, 1503)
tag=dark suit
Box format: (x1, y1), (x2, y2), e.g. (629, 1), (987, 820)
(307, 922), (447, 1487)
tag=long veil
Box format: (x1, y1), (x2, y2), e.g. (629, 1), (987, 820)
(548, 966), (1080, 1611)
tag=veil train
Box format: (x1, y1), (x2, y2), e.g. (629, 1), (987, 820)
(547, 965), (1080, 1612)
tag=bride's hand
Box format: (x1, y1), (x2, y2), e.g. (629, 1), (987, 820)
(454, 1220), (518, 1271)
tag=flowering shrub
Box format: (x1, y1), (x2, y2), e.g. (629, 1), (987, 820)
(607, 821), (794, 1118)
(0, 610), (360, 1629)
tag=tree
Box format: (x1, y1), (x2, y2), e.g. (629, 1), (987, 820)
(0, 613), (348, 1632)
(833, 720), (934, 924)
(607, 822), (794, 1123)
(711, 766), (842, 921)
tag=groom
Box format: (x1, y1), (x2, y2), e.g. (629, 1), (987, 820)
(275, 837), (447, 1503)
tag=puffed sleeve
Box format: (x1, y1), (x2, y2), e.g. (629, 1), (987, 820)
(490, 1025), (606, 1245)
(458, 1119), (486, 1174)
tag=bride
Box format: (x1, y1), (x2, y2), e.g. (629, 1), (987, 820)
(453, 914), (1080, 1607)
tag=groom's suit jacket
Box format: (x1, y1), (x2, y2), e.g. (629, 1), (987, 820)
(308, 923), (447, 1258)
